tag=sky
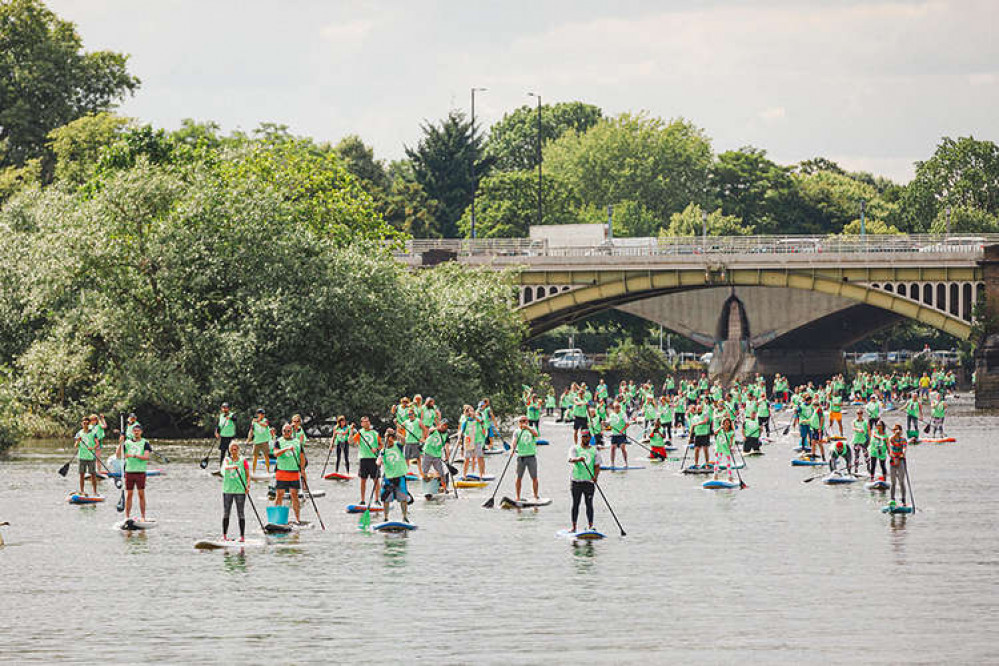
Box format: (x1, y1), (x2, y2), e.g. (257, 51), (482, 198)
(49, 0), (999, 183)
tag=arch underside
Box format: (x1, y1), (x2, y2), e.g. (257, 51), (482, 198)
(519, 267), (977, 341)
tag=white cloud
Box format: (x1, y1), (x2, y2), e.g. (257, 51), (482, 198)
(319, 19), (374, 44)
(759, 107), (786, 122)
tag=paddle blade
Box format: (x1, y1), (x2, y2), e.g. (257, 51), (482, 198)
(116, 492), (125, 513)
(199, 458), (209, 469)
(58, 462), (70, 477)
(482, 497), (495, 508)
(358, 509), (371, 531)
(502, 440), (510, 451)
(923, 423), (931, 434)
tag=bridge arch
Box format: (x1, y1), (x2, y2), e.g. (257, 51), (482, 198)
(518, 267), (976, 340)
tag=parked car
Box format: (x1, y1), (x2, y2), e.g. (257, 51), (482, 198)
(919, 237), (986, 253)
(549, 348), (593, 370)
(930, 350), (961, 366)
(855, 352), (880, 364)
(773, 238), (822, 254)
(699, 352), (714, 365)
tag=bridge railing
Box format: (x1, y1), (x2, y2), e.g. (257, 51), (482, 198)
(394, 234), (999, 260)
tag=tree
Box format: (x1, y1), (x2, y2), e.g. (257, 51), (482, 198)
(543, 112), (713, 225)
(457, 170), (581, 238)
(405, 110), (493, 237)
(663, 203), (751, 236)
(382, 178), (440, 238)
(900, 136), (999, 232)
(928, 206), (999, 234)
(334, 134), (389, 192)
(47, 112), (131, 184)
(710, 147), (796, 235)
(0, 0), (139, 170)
(840, 218), (902, 235)
(791, 169), (897, 235)
(486, 101), (602, 171)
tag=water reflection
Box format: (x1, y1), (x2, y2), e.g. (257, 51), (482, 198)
(381, 533), (409, 568)
(223, 552), (248, 573)
(122, 530), (149, 553)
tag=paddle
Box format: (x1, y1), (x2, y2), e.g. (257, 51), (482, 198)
(57, 455), (76, 478)
(231, 458), (267, 534)
(482, 441), (517, 509)
(581, 456), (626, 537)
(399, 422), (459, 477)
(152, 449), (170, 465)
(903, 458), (916, 513)
(198, 439), (216, 470)
(92, 448), (122, 490)
(320, 435), (337, 479)
(292, 447), (325, 531)
(116, 415), (126, 513)
(441, 431), (462, 498)
(801, 468), (833, 483)
(358, 471), (379, 531)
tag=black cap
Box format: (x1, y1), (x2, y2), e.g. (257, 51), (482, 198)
(221, 402), (230, 408)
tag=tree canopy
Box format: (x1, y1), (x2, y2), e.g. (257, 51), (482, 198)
(486, 101), (603, 171)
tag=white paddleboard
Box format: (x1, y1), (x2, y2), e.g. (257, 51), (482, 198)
(501, 496), (553, 508)
(116, 518), (157, 531)
(194, 539), (265, 550)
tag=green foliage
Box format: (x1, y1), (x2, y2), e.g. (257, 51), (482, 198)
(710, 147), (797, 234)
(597, 339), (673, 378)
(663, 203), (751, 236)
(406, 110), (493, 238)
(0, 0), (139, 170)
(928, 205), (999, 234)
(0, 370), (22, 453)
(791, 168), (897, 235)
(457, 170), (581, 238)
(47, 112), (132, 184)
(486, 101), (602, 171)
(901, 136), (999, 232)
(335, 134), (390, 192)
(840, 218), (902, 235)
(544, 113), (713, 227)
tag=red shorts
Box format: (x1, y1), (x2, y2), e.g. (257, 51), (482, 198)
(124, 472), (146, 490)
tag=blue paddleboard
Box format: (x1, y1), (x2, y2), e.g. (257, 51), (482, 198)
(602, 465), (644, 471)
(557, 529), (605, 540)
(882, 505), (914, 515)
(702, 479), (739, 489)
(791, 459), (826, 467)
(373, 521), (417, 532)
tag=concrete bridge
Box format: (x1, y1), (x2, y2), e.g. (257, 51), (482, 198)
(397, 234), (993, 380)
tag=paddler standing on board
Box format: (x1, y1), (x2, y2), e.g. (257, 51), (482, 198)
(75, 416), (100, 497)
(214, 403), (236, 470)
(246, 409), (271, 474)
(511, 415), (541, 502)
(887, 424), (909, 509)
(850, 409), (870, 474)
(117, 424), (152, 522)
(379, 429), (412, 524)
(272, 423), (305, 525)
(220, 441), (250, 542)
(711, 418), (737, 483)
(567, 431), (602, 534)
(352, 416), (381, 506)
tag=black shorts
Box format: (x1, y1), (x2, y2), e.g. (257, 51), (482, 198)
(573, 416), (587, 431)
(610, 434), (627, 446)
(275, 478), (300, 490)
(359, 458), (379, 480)
(694, 434), (710, 448)
(219, 436), (233, 451)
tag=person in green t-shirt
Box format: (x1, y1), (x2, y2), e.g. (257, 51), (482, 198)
(352, 416), (382, 505)
(421, 421), (450, 489)
(245, 409), (272, 474)
(511, 416), (540, 501)
(220, 441), (250, 542)
(329, 416), (355, 475)
(379, 429), (412, 524)
(214, 402), (236, 469)
(117, 424), (152, 522)
(850, 409), (870, 474)
(526, 396), (542, 432)
(567, 435), (602, 533)
(545, 391), (557, 417)
(742, 414), (761, 453)
(272, 423), (305, 524)
(75, 416), (100, 496)
(930, 396), (947, 436)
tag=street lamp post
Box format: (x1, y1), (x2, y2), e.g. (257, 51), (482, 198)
(527, 92), (542, 227)
(859, 199), (866, 238)
(470, 87), (487, 239)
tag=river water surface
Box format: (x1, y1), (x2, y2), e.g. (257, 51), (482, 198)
(1, 399), (997, 664)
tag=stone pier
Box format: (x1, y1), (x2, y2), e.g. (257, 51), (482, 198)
(975, 245), (999, 409)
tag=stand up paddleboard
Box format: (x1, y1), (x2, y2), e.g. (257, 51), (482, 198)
(83, 473), (108, 481)
(323, 472), (354, 481)
(602, 465), (645, 471)
(682, 466), (714, 475)
(68, 494), (104, 505)
(346, 504), (383, 514)
(823, 473), (857, 485)
(882, 505), (914, 515)
(919, 437), (956, 444)
(483, 448), (505, 456)
(116, 518), (156, 531)
(791, 459), (827, 467)
(455, 480), (488, 488)
(265, 490), (326, 501)
(373, 521), (417, 532)
(107, 469), (165, 478)
(536, 439), (549, 446)
(194, 539), (265, 550)
(264, 523), (293, 534)
(463, 473), (496, 481)
(865, 479), (890, 491)
(702, 479), (739, 489)
(250, 472), (272, 482)
(501, 496), (553, 508)
(707, 463), (744, 471)
(556, 529), (605, 541)
(745, 451), (765, 457)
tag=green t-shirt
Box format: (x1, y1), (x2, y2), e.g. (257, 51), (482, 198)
(217, 412), (236, 438)
(382, 443), (408, 479)
(357, 429), (379, 459)
(830, 396), (842, 414)
(932, 401), (946, 418)
(251, 420), (270, 444)
(222, 456), (249, 494)
(527, 404), (541, 420)
(422, 430), (446, 458)
(714, 430), (734, 454)
(545, 395), (556, 408)
(572, 398), (588, 418)
(273, 437), (301, 472)
(693, 412), (711, 436)
(403, 417), (422, 444)
(906, 400), (919, 417)
(851, 420), (868, 445)
(609, 412), (627, 435)
(123, 438), (149, 473)
(869, 432), (888, 459)
(743, 418), (760, 438)
(76, 428), (96, 461)
(570, 445), (597, 482)
(514, 428), (537, 457)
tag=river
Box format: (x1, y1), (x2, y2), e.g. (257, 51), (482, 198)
(1, 398), (996, 663)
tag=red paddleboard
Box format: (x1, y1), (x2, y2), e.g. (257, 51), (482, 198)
(919, 437), (956, 443)
(346, 504), (383, 514)
(324, 472), (354, 481)
(68, 494), (104, 504)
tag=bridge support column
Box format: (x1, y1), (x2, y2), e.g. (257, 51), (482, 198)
(975, 245), (999, 409)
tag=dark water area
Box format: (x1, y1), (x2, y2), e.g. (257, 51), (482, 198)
(1, 396), (996, 663)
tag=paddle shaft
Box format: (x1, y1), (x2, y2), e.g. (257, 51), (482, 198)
(292, 448), (325, 530)
(198, 438), (217, 468)
(116, 414), (126, 512)
(484, 443), (516, 507)
(232, 459), (266, 532)
(577, 453), (626, 537)
(903, 457), (916, 512)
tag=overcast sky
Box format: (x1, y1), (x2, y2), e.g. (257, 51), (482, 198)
(50, 0), (998, 182)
